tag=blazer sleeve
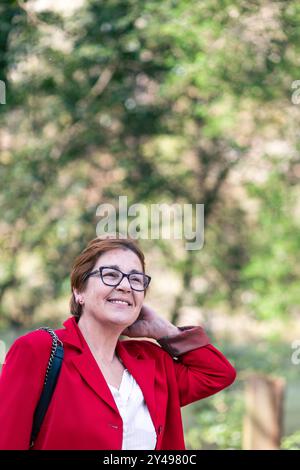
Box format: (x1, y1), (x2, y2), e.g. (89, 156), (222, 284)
(0, 333), (50, 449)
(157, 326), (237, 407)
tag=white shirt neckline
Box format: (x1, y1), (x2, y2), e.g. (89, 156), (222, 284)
(107, 368), (157, 450)
(108, 368), (128, 392)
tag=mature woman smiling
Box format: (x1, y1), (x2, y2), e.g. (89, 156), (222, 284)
(0, 236), (236, 450)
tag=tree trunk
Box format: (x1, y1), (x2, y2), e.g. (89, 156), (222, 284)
(243, 373), (285, 450)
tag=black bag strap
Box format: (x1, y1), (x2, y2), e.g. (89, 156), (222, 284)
(30, 327), (64, 448)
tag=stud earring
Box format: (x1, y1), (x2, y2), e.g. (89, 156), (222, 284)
(75, 296), (84, 305)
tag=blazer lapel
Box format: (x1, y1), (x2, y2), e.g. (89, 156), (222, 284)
(71, 350), (120, 414)
(61, 318), (157, 424)
(61, 317), (119, 413)
(116, 341), (157, 430)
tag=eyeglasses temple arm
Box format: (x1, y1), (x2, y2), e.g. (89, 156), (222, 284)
(82, 270), (99, 281)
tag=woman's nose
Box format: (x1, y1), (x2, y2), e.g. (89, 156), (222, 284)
(116, 276), (131, 291)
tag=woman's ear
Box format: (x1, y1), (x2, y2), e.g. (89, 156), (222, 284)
(73, 289), (84, 305)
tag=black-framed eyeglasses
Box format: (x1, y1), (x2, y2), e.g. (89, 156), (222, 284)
(84, 266), (151, 291)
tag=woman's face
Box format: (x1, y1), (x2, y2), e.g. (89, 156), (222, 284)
(78, 248), (145, 329)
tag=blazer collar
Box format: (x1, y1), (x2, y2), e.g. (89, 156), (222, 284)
(62, 316), (85, 351)
(61, 317), (157, 426)
(116, 340), (156, 426)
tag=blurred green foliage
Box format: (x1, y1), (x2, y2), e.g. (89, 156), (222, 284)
(185, 386), (244, 450)
(184, 337), (300, 449)
(281, 431), (300, 450)
(1, 0), (300, 328)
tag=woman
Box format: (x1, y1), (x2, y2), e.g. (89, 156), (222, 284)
(0, 236), (236, 450)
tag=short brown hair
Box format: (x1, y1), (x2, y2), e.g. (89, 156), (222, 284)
(70, 236), (147, 318)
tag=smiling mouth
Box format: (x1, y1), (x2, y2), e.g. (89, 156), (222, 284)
(107, 299), (132, 306)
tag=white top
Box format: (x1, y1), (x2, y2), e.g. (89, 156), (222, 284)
(108, 369), (157, 450)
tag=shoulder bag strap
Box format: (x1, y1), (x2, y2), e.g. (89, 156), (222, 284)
(30, 327), (64, 448)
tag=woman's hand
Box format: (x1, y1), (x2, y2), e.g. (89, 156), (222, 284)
(122, 304), (179, 340)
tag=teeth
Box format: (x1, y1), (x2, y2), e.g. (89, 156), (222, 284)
(109, 300), (129, 305)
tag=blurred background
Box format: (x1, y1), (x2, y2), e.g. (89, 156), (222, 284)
(1, 0), (300, 449)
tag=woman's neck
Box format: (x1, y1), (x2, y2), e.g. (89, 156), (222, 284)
(78, 314), (120, 363)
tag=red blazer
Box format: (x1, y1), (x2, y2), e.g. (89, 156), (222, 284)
(0, 316), (236, 450)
